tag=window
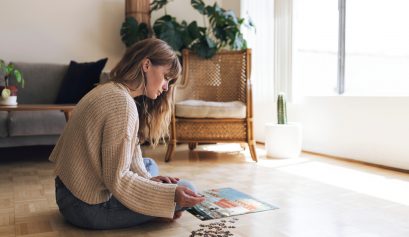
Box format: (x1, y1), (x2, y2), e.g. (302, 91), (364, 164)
(292, 0), (409, 96)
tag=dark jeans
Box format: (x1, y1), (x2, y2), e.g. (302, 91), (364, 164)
(55, 158), (195, 229)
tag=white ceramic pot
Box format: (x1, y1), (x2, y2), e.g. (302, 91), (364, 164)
(265, 122), (302, 158)
(0, 96), (18, 106)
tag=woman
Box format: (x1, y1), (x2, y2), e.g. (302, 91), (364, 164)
(49, 38), (205, 229)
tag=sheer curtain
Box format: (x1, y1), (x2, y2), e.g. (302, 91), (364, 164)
(241, 0), (275, 141)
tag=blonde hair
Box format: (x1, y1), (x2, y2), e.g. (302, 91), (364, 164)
(110, 38), (181, 146)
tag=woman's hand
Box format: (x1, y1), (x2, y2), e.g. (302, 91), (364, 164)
(150, 176), (179, 184)
(174, 186), (205, 208)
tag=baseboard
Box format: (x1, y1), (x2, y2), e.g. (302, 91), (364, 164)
(304, 151), (409, 174)
(256, 141), (409, 174)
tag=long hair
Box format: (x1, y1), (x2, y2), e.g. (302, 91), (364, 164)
(110, 38), (181, 146)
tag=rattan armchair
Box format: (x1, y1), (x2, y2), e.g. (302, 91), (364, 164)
(165, 49), (257, 162)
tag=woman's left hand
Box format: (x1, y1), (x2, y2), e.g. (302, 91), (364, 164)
(151, 176), (180, 184)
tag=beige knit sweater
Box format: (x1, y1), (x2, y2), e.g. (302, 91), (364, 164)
(49, 82), (177, 218)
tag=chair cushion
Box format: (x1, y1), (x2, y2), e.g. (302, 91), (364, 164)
(55, 58), (107, 104)
(0, 111), (8, 138)
(175, 100), (246, 118)
(8, 111), (66, 136)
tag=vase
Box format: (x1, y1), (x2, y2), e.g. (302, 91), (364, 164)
(0, 95), (18, 106)
(265, 122), (302, 158)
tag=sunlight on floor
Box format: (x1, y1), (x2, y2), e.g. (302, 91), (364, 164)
(200, 143), (244, 153)
(278, 160), (409, 206)
(192, 143), (409, 207)
(199, 143), (264, 162)
(198, 143), (310, 164)
(256, 149), (311, 167)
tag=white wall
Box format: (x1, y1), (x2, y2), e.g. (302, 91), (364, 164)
(287, 97), (409, 170)
(0, 0), (125, 70)
(0, 0), (234, 71)
(258, 97), (409, 170)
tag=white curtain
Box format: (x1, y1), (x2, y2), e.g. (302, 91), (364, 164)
(241, 0), (275, 141)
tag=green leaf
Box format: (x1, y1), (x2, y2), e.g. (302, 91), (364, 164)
(180, 20), (188, 27)
(6, 64), (14, 75)
(205, 6), (214, 16)
(213, 25), (226, 41)
(181, 30), (194, 47)
(151, 0), (170, 12)
(191, 36), (217, 58)
(0, 60), (6, 76)
(212, 3), (224, 16)
(224, 10), (238, 25)
(153, 15), (184, 51)
(187, 21), (203, 39)
(243, 17), (256, 33)
(191, 0), (206, 15)
(160, 25), (183, 51)
(232, 37), (243, 50)
(13, 70), (22, 84)
(205, 36), (216, 48)
(248, 18), (255, 28)
(120, 17), (149, 47)
(153, 15), (172, 35)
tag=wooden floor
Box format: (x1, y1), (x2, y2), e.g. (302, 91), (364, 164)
(1, 144), (409, 237)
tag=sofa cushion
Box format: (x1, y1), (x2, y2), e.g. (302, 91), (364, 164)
(12, 62), (69, 104)
(175, 100), (247, 118)
(55, 58), (107, 104)
(8, 111), (66, 136)
(0, 111), (8, 138)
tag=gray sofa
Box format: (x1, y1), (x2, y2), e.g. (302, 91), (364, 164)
(0, 62), (107, 148)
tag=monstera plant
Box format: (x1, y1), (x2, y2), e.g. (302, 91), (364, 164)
(120, 17), (150, 47)
(120, 0), (254, 58)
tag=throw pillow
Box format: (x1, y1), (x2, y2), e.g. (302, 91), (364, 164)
(55, 58), (108, 104)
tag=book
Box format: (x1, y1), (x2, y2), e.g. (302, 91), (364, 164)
(187, 187), (278, 220)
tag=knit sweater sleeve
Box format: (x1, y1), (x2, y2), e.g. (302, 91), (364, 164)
(101, 97), (177, 218)
(130, 145), (152, 179)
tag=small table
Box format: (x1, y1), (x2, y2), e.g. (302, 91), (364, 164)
(0, 104), (76, 121)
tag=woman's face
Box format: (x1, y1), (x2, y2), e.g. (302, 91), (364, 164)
(143, 59), (172, 100)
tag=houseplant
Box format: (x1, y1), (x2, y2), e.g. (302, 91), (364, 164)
(265, 93), (302, 158)
(120, 0), (254, 58)
(0, 59), (25, 105)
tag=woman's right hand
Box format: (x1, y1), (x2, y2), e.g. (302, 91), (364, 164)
(174, 186), (205, 208)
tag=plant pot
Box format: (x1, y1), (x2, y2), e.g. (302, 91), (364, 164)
(0, 95), (18, 106)
(265, 122), (302, 158)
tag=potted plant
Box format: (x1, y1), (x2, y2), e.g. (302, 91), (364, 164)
(0, 60), (25, 106)
(120, 0), (254, 58)
(265, 93), (302, 158)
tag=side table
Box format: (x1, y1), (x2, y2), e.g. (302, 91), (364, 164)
(0, 104), (76, 121)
